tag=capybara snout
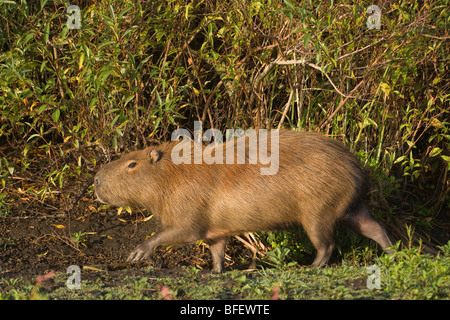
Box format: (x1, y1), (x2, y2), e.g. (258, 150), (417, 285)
(94, 130), (392, 272)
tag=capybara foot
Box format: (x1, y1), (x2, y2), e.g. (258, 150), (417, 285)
(127, 242), (153, 262)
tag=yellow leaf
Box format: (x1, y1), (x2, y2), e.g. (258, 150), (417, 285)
(143, 215), (153, 222)
(83, 265), (105, 272)
(380, 82), (391, 97)
(38, 251), (48, 258)
(193, 86), (200, 96)
(79, 52), (85, 70)
(30, 101), (38, 112)
(51, 224), (66, 229)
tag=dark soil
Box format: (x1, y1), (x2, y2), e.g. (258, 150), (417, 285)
(0, 201), (215, 281)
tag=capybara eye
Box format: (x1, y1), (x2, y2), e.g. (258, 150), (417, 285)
(127, 162), (138, 169)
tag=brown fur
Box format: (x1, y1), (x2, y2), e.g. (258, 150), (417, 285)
(94, 131), (392, 272)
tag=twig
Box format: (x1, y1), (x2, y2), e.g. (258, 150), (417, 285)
(274, 59), (355, 99)
(335, 37), (387, 61)
(251, 56), (356, 115)
(277, 89), (294, 130)
(421, 34), (450, 40)
(234, 233), (266, 258)
(319, 79), (365, 130)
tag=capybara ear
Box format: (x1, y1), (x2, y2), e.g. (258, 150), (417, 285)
(148, 149), (162, 163)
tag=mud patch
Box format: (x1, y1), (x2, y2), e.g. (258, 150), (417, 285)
(0, 208), (217, 281)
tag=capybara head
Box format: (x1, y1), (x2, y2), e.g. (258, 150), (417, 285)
(94, 146), (165, 209)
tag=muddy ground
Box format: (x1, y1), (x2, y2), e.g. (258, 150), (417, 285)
(0, 198), (265, 282)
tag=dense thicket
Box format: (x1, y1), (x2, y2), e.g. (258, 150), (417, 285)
(0, 0), (448, 248)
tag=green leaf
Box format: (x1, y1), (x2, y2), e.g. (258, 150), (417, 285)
(52, 109), (60, 123)
(155, 91), (162, 106)
(432, 77), (442, 86)
(283, 0), (294, 11)
(79, 52), (85, 70)
(44, 21), (50, 43)
(23, 31), (36, 45)
(394, 155), (407, 164)
(441, 155), (450, 171)
(429, 147), (442, 157)
(38, 104), (48, 114)
(302, 33), (311, 46)
(380, 82), (391, 97)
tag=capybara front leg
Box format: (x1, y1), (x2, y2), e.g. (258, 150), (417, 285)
(209, 237), (226, 273)
(127, 228), (194, 262)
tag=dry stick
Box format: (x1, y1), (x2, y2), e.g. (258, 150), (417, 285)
(293, 52), (301, 128)
(335, 37), (387, 62)
(277, 89), (294, 130)
(201, 78), (225, 124)
(234, 233), (265, 269)
(319, 79), (365, 130)
(234, 235), (258, 257)
(186, 47), (210, 124)
(275, 59), (356, 99)
(52, 45), (65, 98)
(252, 57), (359, 129)
(421, 34), (450, 40)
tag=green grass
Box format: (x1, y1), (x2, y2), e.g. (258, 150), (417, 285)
(1, 242), (449, 300)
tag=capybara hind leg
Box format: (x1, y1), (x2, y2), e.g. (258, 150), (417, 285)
(127, 228), (198, 262)
(209, 237), (226, 273)
(343, 203), (393, 253)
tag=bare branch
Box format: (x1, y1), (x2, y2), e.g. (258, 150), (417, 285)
(274, 59), (356, 99)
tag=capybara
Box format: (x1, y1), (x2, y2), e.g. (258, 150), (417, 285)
(94, 130), (392, 272)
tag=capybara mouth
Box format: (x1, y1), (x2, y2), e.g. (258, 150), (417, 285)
(95, 193), (108, 204)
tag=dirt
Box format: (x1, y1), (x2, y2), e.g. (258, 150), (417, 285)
(0, 199), (219, 281)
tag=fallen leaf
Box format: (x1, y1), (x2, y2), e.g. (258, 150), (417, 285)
(83, 265), (105, 272)
(160, 285), (173, 300)
(36, 270), (56, 283)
